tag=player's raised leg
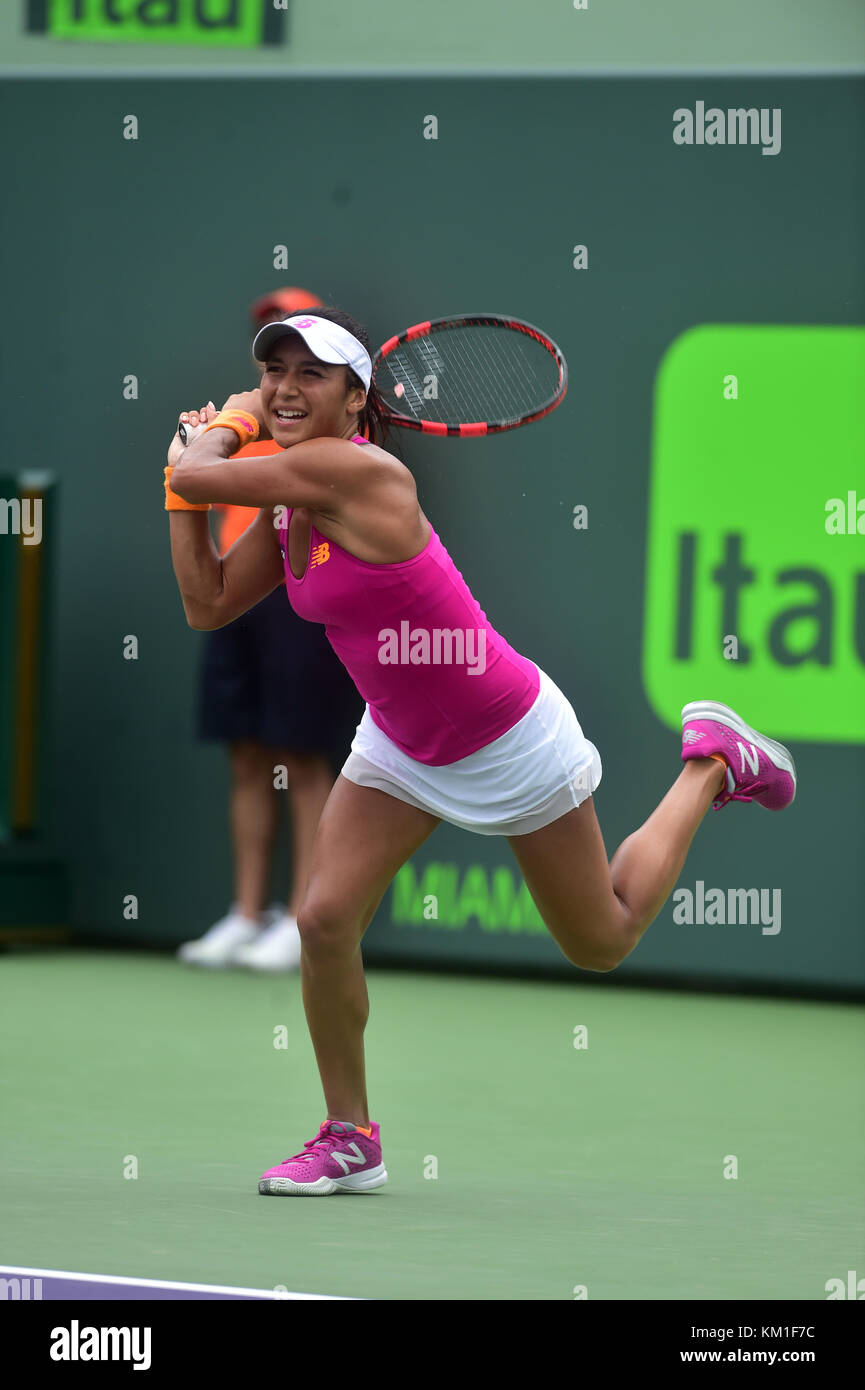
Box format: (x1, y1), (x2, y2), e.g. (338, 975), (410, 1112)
(508, 760), (725, 972)
(508, 702), (796, 973)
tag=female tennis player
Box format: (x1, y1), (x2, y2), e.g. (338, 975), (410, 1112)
(166, 307), (796, 1197)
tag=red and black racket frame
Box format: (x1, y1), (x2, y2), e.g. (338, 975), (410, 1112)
(371, 314), (568, 436)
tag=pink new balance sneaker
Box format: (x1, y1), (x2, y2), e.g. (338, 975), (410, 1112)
(259, 1120), (387, 1196)
(681, 701), (796, 811)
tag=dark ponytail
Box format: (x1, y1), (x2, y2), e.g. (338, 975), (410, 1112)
(348, 372), (389, 447)
(304, 306), (390, 447)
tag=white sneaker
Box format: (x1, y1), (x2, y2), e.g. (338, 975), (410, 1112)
(233, 912), (302, 972)
(177, 908), (262, 967)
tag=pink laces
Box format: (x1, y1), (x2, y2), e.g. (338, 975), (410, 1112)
(714, 784), (766, 811)
(284, 1123), (346, 1165)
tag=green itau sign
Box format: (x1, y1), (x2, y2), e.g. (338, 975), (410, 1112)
(643, 325), (865, 746)
(26, 0), (288, 47)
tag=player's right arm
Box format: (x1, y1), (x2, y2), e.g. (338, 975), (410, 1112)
(169, 505), (284, 630)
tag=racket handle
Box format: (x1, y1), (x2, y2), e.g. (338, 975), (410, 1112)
(177, 418), (209, 446)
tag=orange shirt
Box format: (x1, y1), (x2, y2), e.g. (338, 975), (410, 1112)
(213, 439), (283, 555)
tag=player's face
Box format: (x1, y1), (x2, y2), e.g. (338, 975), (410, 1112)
(259, 336), (366, 443)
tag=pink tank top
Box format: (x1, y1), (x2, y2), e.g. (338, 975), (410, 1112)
(278, 435), (539, 765)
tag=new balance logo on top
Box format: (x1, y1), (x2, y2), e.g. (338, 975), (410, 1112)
(683, 729), (705, 744)
(737, 740), (760, 776)
(331, 1143), (367, 1176)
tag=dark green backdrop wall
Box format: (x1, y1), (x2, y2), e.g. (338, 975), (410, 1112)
(2, 75), (862, 989)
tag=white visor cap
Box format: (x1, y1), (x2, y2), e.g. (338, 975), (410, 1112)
(252, 314), (373, 392)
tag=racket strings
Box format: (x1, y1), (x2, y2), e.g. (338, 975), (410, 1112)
(445, 329), (534, 424)
(377, 324), (562, 428)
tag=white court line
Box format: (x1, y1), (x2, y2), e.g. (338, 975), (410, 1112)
(0, 1265), (356, 1300)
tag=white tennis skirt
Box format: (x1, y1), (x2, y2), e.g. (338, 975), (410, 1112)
(339, 664), (602, 836)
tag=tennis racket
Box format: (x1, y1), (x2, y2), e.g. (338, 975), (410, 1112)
(177, 313), (567, 445)
(372, 314), (567, 436)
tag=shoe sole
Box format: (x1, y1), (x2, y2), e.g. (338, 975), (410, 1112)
(259, 1165), (388, 1197)
(681, 700), (796, 805)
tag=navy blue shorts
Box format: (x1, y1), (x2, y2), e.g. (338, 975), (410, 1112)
(196, 585), (364, 766)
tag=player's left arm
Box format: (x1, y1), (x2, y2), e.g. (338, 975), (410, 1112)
(171, 432), (385, 512)
(170, 391), (389, 513)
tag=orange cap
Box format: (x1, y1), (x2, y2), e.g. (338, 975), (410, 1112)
(249, 286), (325, 324)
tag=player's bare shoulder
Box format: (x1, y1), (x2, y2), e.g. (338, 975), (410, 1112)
(341, 436), (416, 510)
(347, 437), (416, 496)
(309, 436), (423, 558)
(298, 435), (410, 483)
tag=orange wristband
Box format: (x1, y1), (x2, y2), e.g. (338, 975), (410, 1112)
(202, 409), (260, 451)
(164, 465), (211, 512)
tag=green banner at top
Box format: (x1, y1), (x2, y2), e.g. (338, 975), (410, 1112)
(26, 0), (288, 47)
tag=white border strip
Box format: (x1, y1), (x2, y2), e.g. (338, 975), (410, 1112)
(0, 1265), (355, 1301)
(0, 65), (863, 79)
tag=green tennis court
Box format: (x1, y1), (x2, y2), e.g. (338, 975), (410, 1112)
(2, 949), (862, 1301)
